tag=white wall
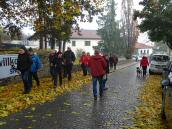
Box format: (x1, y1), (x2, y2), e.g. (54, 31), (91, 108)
(137, 48), (153, 56)
(66, 39), (101, 55)
(11, 39), (101, 53)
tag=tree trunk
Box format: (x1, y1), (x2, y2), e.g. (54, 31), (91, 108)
(39, 34), (43, 49)
(63, 41), (66, 52)
(51, 37), (56, 49)
(0, 35), (2, 44)
(58, 40), (62, 51)
(44, 35), (47, 49)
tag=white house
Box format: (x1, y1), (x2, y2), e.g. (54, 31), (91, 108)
(3, 30), (101, 54)
(66, 30), (101, 55)
(134, 42), (154, 56)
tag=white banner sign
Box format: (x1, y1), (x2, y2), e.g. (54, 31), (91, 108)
(0, 54), (18, 79)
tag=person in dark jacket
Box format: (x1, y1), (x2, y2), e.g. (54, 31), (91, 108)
(113, 54), (118, 70)
(52, 50), (63, 87)
(63, 47), (76, 81)
(102, 54), (109, 90)
(109, 54), (114, 70)
(17, 46), (33, 94)
(49, 50), (55, 81)
(88, 50), (107, 100)
(28, 48), (42, 86)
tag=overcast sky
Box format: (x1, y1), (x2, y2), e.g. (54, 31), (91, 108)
(78, 0), (152, 45)
(79, 0), (143, 30)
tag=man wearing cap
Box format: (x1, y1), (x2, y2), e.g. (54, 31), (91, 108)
(17, 46), (33, 94)
(88, 50), (107, 100)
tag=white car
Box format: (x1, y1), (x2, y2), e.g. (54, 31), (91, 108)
(149, 54), (170, 74)
(132, 55), (142, 61)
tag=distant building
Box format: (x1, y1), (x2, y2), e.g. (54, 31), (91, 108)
(134, 43), (154, 56)
(4, 30), (102, 54)
(66, 30), (101, 55)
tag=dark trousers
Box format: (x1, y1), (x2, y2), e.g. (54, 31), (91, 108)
(53, 69), (62, 87)
(142, 66), (147, 76)
(110, 63), (113, 69)
(50, 66), (54, 77)
(64, 63), (73, 81)
(21, 70), (32, 93)
(102, 74), (108, 90)
(81, 64), (87, 76)
(31, 72), (40, 86)
(114, 63), (117, 70)
(92, 76), (103, 97)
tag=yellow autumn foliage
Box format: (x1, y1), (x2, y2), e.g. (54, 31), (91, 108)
(0, 71), (91, 118)
(128, 75), (168, 129)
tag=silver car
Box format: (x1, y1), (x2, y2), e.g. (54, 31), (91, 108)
(149, 54), (170, 74)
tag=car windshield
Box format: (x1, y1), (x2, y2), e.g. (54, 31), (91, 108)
(151, 55), (170, 62)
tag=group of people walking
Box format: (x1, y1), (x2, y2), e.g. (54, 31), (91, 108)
(16, 46), (118, 100)
(49, 47), (76, 87)
(17, 46), (76, 94)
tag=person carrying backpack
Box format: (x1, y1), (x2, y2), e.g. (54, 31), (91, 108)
(88, 50), (107, 100)
(63, 47), (76, 81)
(140, 56), (149, 77)
(28, 48), (42, 87)
(102, 54), (109, 90)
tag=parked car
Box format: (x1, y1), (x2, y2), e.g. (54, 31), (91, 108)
(161, 61), (172, 128)
(132, 55), (142, 61)
(149, 54), (170, 74)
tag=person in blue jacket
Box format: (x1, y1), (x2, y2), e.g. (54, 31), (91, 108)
(28, 48), (42, 86)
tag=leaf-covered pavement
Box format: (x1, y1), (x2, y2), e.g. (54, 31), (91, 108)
(0, 71), (91, 118)
(129, 75), (168, 129)
(1, 64), (166, 129)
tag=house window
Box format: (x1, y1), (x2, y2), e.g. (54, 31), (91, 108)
(85, 41), (91, 46)
(147, 50), (149, 54)
(144, 50), (146, 53)
(72, 41), (76, 46)
(140, 50), (142, 54)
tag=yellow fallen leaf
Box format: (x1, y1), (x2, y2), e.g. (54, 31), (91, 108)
(0, 121), (6, 126)
(63, 102), (71, 106)
(31, 107), (36, 111)
(24, 115), (33, 118)
(45, 113), (52, 117)
(27, 126), (33, 129)
(71, 111), (80, 115)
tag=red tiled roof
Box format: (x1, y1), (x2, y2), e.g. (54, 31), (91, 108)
(71, 30), (101, 40)
(135, 43), (153, 49)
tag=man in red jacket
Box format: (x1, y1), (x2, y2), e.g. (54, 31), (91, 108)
(140, 56), (149, 77)
(88, 50), (107, 100)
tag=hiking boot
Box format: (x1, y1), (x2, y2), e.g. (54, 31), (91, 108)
(94, 96), (97, 100)
(103, 88), (108, 91)
(100, 93), (103, 98)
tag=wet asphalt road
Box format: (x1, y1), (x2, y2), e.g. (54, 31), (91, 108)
(0, 64), (145, 129)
